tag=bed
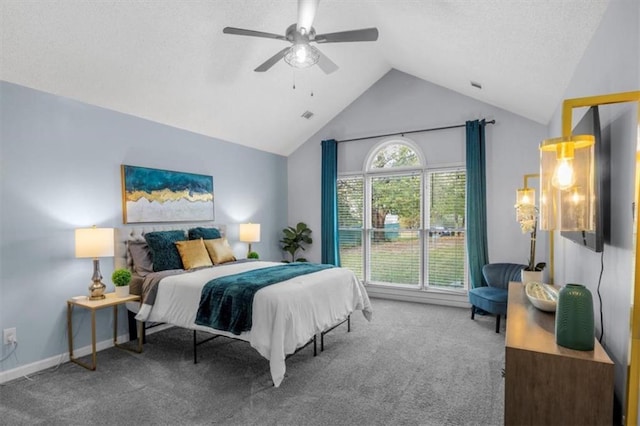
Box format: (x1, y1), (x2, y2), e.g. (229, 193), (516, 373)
(115, 223), (372, 387)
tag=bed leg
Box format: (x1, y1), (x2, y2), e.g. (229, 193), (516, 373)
(128, 310), (138, 341)
(321, 331), (324, 352)
(193, 330), (198, 364)
(348, 314), (351, 332)
(313, 335), (317, 357)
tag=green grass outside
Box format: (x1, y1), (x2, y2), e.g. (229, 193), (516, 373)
(339, 234), (465, 288)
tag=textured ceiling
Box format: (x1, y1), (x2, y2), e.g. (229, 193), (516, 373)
(0, 0), (610, 156)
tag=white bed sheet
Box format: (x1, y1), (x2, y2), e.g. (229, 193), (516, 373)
(137, 261), (372, 387)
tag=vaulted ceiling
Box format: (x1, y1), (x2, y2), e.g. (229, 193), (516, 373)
(0, 0), (611, 156)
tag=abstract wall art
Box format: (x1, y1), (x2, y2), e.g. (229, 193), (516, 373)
(121, 165), (214, 223)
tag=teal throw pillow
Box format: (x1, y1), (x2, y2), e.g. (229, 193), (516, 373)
(188, 227), (221, 240)
(144, 230), (186, 272)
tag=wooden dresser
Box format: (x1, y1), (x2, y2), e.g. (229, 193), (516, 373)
(504, 281), (614, 425)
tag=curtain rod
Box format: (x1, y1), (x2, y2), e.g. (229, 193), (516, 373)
(336, 119), (496, 144)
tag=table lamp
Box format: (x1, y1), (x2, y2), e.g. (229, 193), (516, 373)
(239, 223), (260, 257)
(75, 226), (114, 300)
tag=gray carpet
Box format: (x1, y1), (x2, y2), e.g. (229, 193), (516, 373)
(0, 298), (505, 425)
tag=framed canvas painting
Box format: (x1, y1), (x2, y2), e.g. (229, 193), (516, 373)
(121, 165), (214, 223)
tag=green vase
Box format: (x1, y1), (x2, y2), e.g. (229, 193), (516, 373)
(555, 284), (594, 351)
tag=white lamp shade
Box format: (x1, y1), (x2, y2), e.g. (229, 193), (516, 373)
(239, 223), (261, 243)
(75, 227), (115, 258)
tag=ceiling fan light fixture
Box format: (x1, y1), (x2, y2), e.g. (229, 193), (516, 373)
(284, 43), (320, 69)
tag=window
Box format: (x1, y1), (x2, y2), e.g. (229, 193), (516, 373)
(337, 140), (467, 291)
(370, 173), (421, 285)
(338, 176), (364, 280)
(427, 170), (466, 288)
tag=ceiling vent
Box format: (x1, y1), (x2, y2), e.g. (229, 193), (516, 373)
(301, 110), (314, 120)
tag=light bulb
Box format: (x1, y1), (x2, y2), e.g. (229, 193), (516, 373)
(551, 158), (576, 190)
(521, 194), (530, 204)
(294, 45), (307, 63)
(571, 190), (580, 204)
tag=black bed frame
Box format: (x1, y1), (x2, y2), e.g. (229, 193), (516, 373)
(128, 311), (352, 363)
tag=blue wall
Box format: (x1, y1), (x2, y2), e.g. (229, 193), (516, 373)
(0, 81), (288, 374)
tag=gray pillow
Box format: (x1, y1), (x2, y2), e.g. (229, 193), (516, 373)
(128, 241), (153, 276)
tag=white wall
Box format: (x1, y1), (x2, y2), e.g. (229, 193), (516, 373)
(289, 68), (548, 276)
(0, 82), (288, 376)
(547, 0), (639, 415)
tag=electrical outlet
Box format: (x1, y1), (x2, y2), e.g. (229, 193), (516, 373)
(3, 327), (16, 345)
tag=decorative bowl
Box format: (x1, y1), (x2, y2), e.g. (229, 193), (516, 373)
(525, 282), (559, 312)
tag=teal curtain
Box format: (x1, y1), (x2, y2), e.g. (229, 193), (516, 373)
(466, 120), (489, 288)
(321, 139), (341, 266)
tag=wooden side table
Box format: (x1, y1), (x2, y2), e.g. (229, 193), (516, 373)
(504, 281), (614, 425)
(67, 293), (143, 370)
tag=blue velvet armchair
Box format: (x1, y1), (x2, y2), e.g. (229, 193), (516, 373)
(469, 263), (527, 333)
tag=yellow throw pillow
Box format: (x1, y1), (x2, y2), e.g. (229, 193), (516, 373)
(204, 238), (237, 265)
(175, 238), (213, 270)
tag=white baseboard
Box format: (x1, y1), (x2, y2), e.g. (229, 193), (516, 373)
(367, 286), (471, 309)
(0, 324), (172, 385)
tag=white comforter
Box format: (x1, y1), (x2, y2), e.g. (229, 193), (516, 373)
(136, 261), (372, 387)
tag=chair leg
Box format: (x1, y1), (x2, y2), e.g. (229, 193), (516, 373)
(495, 314), (501, 333)
(471, 305), (475, 320)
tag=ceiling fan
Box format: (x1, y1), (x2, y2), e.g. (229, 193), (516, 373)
(222, 0), (378, 74)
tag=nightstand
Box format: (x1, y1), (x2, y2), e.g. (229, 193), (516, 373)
(67, 292), (143, 370)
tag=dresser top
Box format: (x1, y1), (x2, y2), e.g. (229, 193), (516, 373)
(506, 281), (613, 364)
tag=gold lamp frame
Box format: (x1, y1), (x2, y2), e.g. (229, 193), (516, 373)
(552, 91), (640, 425)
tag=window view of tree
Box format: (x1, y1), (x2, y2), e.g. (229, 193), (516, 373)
(371, 174), (420, 231)
(370, 143), (420, 169)
(430, 171), (466, 229)
(337, 141), (467, 290)
(371, 174), (421, 284)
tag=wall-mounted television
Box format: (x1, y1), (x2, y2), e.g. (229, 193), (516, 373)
(560, 106), (609, 252)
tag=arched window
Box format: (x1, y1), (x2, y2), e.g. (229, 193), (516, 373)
(366, 140), (423, 171)
(337, 138), (467, 291)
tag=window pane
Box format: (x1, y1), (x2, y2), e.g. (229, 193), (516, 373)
(370, 174), (421, 285)
(427, 170), (466, 289)
(339, 229), (363, 280)
(338, 176), (363, 279)
(429, 171), (466, 229)
(371, 174), (421, 230)
(370, 144), (420, 169)
(428, 231), (465, 288)
(369, 230), (420, 285)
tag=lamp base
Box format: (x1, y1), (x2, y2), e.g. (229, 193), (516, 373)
(88, 258), (106, 300)
(88, 280), (106, 300)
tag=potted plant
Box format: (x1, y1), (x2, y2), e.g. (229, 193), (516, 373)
(515, 202), (546, 284)
(248, 251), (259, 260)
(111, 268), (132, 298)
(280, 222), (312, 262)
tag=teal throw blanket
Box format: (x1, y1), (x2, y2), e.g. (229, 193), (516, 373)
(195, 263), (335, 335)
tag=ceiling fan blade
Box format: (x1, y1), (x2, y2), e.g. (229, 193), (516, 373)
(223, 27), (287, 41)
(314, 27), (379, 43)
(254, 47), (290, 72)
(297, 0), (319, 34)
(316, 49), (338, 74)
